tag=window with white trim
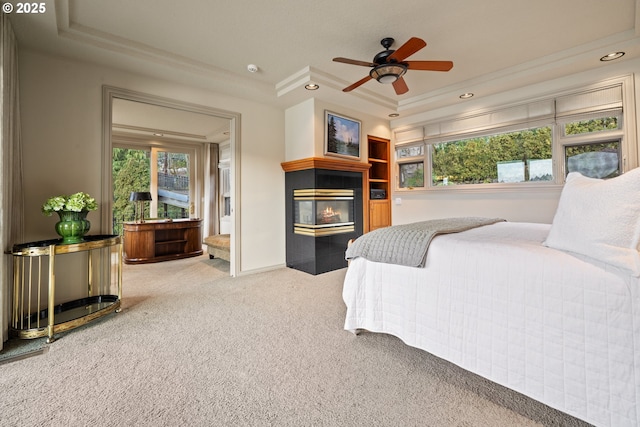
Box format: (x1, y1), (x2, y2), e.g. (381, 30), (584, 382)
(397, 144), (425, 189)
(431, 125), (553, 186)
(557, 112), (623, 179)
(394, 78), (634, 191)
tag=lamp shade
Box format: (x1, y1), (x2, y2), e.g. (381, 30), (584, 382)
(369, 63), (407, 84)
(129, 191), (152, 202)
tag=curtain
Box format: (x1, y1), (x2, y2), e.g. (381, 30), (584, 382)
(0, 14), (24, 348)
(204, 143), (219, 237)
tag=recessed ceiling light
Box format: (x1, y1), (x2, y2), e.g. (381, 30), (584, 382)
(388, 113), (400, 118)
(304, 83), (319, 90)
(153, 133), (164, 137)
(600, 52), (625, 61)
(459, 92), (474, 99)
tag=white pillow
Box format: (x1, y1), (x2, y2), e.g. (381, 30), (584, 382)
(543, 169), (640, 276)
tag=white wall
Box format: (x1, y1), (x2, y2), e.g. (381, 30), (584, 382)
(390, 60), (640, 225)
(284, 98), (315, 161)
(314, 100), (390, 161)
(392, 189), (563, 224)
(19, 50), (286, 275)
(284, 98), (391, 163)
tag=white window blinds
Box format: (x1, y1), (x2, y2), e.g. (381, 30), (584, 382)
(394, 83), (623, 145)
(555, 84), (622, 117)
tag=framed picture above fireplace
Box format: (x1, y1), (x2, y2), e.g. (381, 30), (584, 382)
(325, 111), (361, 159)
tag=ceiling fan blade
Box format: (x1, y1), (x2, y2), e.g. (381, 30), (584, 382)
(388, 37), (427, 62)
(405, 60), (454, 71)
(333, 57), (375, 67)
(343, 75), (373, 92)
(392, 77), (409, 95)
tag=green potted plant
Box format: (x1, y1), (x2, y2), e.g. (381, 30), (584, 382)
(42, 192), (98, 244)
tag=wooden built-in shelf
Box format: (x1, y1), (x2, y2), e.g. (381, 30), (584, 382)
(366, 136), (392, 232)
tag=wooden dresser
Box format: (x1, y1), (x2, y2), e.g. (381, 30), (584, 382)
(123, 219), (203, 264)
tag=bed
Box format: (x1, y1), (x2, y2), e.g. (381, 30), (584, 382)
(343, 170), (640, 427)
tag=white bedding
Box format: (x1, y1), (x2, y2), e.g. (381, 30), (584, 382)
(343, 222), (640, 427)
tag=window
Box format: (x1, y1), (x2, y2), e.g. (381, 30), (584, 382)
(559, 114), (623, 179)
(112, 147), (150, 234)
(397, 145), (424, 158)
(112, 140), (201, 234)
(431, 126), (552, 186)
(564, 116), (619, 136)
(399, 161), (424, 188)
(156, 149), (192, 219)
(564, 140), (621, 179)
(397, 145), (424, 189)
(394, 79), (634, 191)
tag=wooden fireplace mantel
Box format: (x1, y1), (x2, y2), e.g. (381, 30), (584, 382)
(281, 157), (371, 173)
(282, 156), (374, 239)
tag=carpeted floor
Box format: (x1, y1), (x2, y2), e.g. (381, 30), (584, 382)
(0, 255), (592, 426)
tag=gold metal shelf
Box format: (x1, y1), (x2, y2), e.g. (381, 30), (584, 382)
(11, 235), (123, 343)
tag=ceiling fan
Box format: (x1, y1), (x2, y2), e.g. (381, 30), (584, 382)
(333, 37), (453, 95)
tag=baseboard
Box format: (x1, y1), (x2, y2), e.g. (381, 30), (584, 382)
(237, 263), (287, 276)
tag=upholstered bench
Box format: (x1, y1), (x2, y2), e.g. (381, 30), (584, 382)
(203, 234), (230, 262)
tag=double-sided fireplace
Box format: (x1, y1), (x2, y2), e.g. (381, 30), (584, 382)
(294, 189), (354, 237)
(282, 158), (369, 275)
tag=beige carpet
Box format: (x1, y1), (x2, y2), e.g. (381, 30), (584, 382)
(0, 255), (591, 426)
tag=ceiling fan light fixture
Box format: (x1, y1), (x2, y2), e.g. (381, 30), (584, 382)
(370, 63), (407, 84)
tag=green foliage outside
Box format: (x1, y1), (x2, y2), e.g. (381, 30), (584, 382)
(112, 148), (150, 234)
(432, 127), (552, 185)
(427, 118), (619, 186)
(565, 117), (618, 135)
(400, 163), (424, 188)
(158, 151), (188, 177)
(158, 204), (188, 219)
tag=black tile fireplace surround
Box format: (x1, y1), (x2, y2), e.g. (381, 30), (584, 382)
(285, 168), (363, 275)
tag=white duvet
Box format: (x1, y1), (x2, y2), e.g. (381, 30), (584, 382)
(343, 222), (640, 427)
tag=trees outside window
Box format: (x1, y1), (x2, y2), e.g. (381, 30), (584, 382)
(112, 148), (150, 234)
(431, 127), (552, 186)
(394, 80), (631, 191)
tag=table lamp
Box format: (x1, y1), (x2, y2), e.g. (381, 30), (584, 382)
(129, 191), (152, 223)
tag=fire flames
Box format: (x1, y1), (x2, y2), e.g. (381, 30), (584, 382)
(318, 205), (341, 224)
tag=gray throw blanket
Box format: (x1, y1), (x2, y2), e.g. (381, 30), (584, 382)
(345, 217), (505, 267)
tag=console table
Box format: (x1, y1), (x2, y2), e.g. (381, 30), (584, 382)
(11, 235), (122, 343)
(123, 218), (203, 264)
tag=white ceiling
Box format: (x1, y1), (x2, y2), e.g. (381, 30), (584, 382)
(8, 0), (640, 131)
(111, 98), (231, 143)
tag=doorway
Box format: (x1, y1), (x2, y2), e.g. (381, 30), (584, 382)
(102, 86), (241, 276)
